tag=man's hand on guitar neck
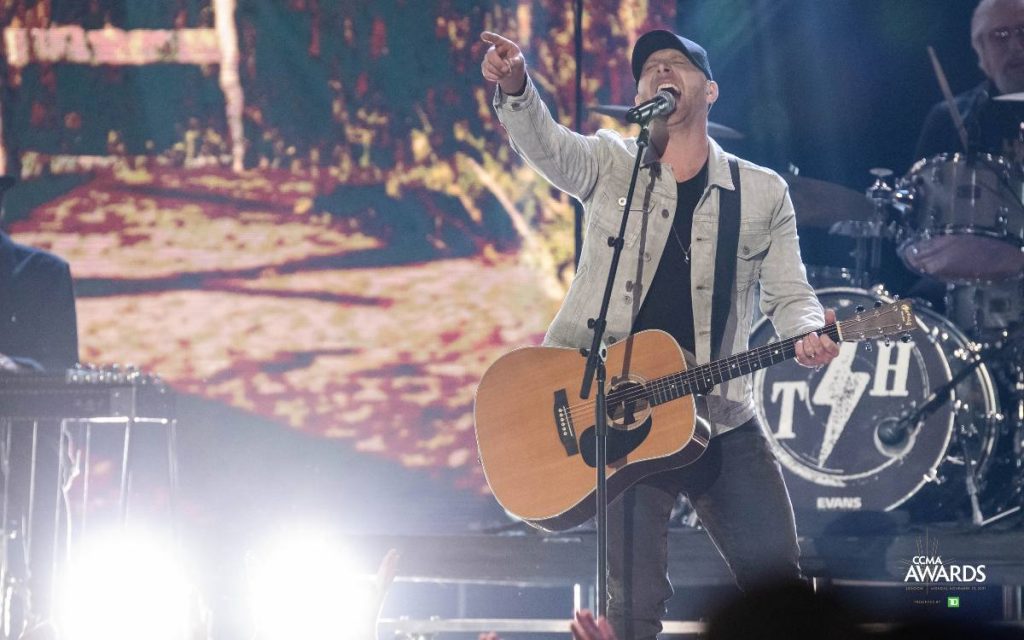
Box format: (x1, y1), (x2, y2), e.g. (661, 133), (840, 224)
(794, 308), (840, 369)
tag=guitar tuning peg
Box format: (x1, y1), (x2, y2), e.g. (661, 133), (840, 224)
(893, 294), (900, 301)
(874, 300), (883, 308)
(855, 305), (865, 313)
(901, 334), (911, 343)
(865, 342), (873, 352)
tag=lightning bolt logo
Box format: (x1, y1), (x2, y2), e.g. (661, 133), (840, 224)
(812, 342), (869, 467)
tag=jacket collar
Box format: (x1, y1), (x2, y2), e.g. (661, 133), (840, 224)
(638, 135), (736, 190)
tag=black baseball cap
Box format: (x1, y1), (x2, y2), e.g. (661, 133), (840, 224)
(631, 30), (713, 83)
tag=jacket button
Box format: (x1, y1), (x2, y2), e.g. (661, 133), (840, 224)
(625, 280), (634, 292)
(643, 252), (652, 262)
(742, 246), (750, 255)
(617, 197), (627, 206)
(623, 294), (632, 304)
(661, 208), (670, 218)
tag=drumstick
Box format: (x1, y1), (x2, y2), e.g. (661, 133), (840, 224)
(927, 46), (970, 153)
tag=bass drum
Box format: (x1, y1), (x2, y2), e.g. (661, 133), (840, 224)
(750, 287), (1001, 529)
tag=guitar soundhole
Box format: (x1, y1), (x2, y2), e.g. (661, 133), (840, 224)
(607, 379), (651, 431)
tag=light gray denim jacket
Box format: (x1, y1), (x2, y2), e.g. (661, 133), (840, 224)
(494, 77), (823, 435)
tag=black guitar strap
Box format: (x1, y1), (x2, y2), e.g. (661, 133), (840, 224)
(710, 158), (741, 360)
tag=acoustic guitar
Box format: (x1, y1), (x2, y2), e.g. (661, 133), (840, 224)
(474, 300), (916, 531)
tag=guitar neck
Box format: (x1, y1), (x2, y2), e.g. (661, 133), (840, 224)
(637, 323), (842, 407)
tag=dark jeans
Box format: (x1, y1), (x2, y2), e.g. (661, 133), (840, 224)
(607, 418), (802, 640)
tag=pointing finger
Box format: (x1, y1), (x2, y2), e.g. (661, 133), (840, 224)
(480, 31), (517, 56)
(480, 31), (509, 46)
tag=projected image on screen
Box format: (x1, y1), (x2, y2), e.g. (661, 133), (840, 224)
(3, 0), (674, 494)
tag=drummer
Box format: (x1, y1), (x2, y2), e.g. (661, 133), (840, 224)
(916, 0), (1024, 160)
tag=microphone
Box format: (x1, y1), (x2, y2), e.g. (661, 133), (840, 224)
(874, 415), (917, 457)
(876, 417), (907, 447)
(626, 90), (677, 124)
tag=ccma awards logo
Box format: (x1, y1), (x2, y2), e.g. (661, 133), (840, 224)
(902, 532), (986, 584)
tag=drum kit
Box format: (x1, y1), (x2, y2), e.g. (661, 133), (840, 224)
(750, 152), (1024, 532)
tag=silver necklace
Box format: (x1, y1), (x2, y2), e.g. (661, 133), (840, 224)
(670, 226), (692, 265)
(669, 169), (706, 265)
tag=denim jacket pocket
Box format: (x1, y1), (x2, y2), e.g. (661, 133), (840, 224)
(736, 234), (770, 291)
(587, 185), (654, 247)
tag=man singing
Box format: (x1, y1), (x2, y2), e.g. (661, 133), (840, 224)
(481, 29), (838, 639)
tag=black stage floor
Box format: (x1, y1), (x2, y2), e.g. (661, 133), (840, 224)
(341, 524), (1024, 587)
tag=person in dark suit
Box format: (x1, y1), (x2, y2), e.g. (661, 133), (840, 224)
(0, 176), (79, 372)
(1, 175), (79, 629)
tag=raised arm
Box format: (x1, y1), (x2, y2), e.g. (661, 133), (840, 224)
(480, 31), (602, 202)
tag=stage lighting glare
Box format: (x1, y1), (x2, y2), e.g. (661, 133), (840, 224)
(247, 531), (378, 640)
(57, 530), (194, 640)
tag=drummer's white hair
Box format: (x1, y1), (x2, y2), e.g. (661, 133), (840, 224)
(972, 0), (1024, 53)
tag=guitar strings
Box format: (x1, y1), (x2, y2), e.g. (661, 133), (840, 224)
(564, 311), (906, 414)
(565, 319), (903, 423)
(564, 325), (823, 415)
(563, 314), (908, 424)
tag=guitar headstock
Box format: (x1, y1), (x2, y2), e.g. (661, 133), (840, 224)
(838, 299), (916, 343)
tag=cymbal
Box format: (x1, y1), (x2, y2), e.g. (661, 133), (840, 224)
(588, 104), (744, 139)
(994, 91), (1024, 102)
(782, 174), (875, 229)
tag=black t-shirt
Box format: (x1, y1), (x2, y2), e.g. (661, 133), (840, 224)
(915, 81), (1024, 161)
(631, 161), (708, 355)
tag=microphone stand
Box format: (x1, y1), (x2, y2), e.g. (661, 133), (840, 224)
(884, 328), (1023, 524)
(579, 115), (654, 618)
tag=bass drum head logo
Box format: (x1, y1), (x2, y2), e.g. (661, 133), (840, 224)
(751, 288), (999, 515)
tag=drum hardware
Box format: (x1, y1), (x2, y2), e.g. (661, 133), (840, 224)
(873, 331), (1022, 526)
(782, 173), (875, 230)
(828, 218), (885, 290)
(945, 278), (1024, 347)
(865, 166), (897, 273)
(813, 169), (897, 290)
(803, 265), (871, 290)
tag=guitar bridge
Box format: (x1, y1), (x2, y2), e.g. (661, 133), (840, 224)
(553, 389), (579, 457)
